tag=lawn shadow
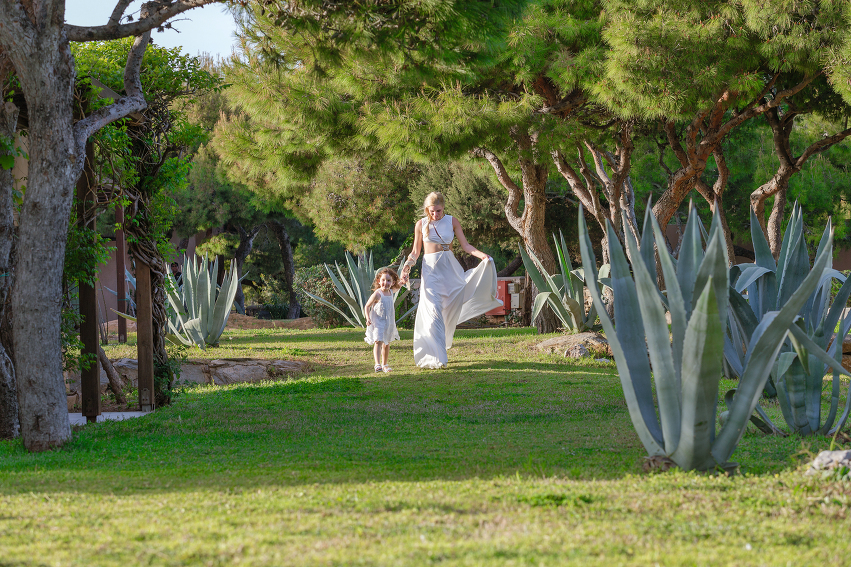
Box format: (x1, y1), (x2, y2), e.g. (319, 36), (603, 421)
(1, 342), (825, 496)
(0, 372), (649, 494)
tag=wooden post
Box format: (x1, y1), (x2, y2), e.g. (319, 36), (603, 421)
(77, 141), (100, 423)
(115, 204), (127, 343)
(136, 262), (154, 412)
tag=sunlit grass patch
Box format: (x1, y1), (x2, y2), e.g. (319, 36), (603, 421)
(2, 327), (850, 565)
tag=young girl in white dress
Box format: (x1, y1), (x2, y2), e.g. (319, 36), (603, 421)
(364, 267), (402, 373)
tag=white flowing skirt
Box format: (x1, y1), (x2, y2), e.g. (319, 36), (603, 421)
(413, 252), (503, 369)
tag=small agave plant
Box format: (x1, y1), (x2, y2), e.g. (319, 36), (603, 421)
(579, 203), (841, 471)
(302, 251), (416, 328)
(519, 230), (610, 332)
(726, 205), (851, 436)
(164, 255), (241, 349)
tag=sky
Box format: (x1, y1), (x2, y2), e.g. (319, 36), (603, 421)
(65, 1), (239, 60)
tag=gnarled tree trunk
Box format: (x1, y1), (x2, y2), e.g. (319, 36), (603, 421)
(0, 100), (18, 439)
(652, 75), (816, 237)
(10, 35), (78, 451)
(0, 0), (214, 451)
(472, 128), (559, 333)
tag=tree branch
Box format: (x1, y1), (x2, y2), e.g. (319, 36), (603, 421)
(109, 0), (135, 29)
(796, 127), (851, 166)
(611, 121), (634, 191)
(471, 146), (523, 232)
(551, 149), (593, 208)
(584, 141), (612, 189)
(65, 0), (221, 42)
(708, 73), (816, 145)
(664, 121), (688, 168)
(73, 26), (151, 179)
(712, 146), (729, 198)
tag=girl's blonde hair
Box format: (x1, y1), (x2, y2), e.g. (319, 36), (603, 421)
(423, 191), (446, 220)
(372, 267), (402, 291)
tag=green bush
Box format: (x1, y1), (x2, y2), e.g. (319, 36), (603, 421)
(294, 265), (350, 328)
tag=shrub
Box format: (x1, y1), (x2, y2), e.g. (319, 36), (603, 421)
(295, 265), (349, 328)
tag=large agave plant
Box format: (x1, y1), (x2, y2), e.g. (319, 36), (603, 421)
(519, 230), (610, 332)
(164, 255), (240, 349)
(727, 206), (851, 435)
(580, 204), (843, 471)
(302, 251), (416, 328)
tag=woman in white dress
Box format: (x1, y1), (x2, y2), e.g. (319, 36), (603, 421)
(399, 192), (503, 368)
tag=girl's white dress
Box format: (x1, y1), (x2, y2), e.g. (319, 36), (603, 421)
(413, 215), (503, 369)
(365, 293), (400, 345)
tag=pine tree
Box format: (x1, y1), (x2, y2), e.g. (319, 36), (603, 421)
(217, 0), (649, 332)
(598, 0), (851, 255)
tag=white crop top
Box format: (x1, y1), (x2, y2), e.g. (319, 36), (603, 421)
(422, 215), (455, 245)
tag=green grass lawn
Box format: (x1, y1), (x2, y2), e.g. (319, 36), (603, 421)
(2, 327), (850, 566)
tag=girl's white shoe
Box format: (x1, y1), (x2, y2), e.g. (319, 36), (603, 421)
(382, 365), (392, 373)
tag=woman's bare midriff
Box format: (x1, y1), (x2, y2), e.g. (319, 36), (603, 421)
(422, 243), (451, 255)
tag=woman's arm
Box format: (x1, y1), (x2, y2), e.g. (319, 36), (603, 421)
(453, 217), (491, 261)
(400, 219), (423, 284)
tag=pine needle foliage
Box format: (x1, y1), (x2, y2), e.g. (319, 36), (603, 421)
(598, 0), (851, 120)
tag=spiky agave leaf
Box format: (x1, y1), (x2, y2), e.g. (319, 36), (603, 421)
(623, 221), (681, 455)
(713, 228), (835, 464)
(580, 209), (664, 455)
(670, 275), (725, 471)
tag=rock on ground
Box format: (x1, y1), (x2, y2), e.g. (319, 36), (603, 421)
(65, 358), (311, 394)
(806, 450), (851, 475)
(535, 332), (612, 358)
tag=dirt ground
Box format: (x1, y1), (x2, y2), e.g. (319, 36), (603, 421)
(103, 314), (316, 336)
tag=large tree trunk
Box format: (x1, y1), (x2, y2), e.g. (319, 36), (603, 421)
(0, 0), (199, 451)
(10, 38), (77, 450)
(765, 184), (787, 256)
(268, 219), (301, 319)
(522, 178), (560, 334)
(0, 101), (19, 439)
(233, 224), (261, 314)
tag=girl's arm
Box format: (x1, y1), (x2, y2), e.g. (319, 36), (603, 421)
(364, 290), (381, 326)
(400, 219), (423, 284)
(453, 217), (491, 261)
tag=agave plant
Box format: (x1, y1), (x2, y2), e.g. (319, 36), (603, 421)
(726, 205), (851, 435)
(519, 230), (610, 332)
(164, 255), (240, 349)
(301, 250), (416, 328)
(579, 204), (845, 471)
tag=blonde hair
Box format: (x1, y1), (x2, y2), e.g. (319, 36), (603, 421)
(422, 191), (446, 220)
(372, 267), (402, 291)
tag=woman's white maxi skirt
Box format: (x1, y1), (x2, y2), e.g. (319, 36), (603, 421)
(413, 252), (503, 369)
